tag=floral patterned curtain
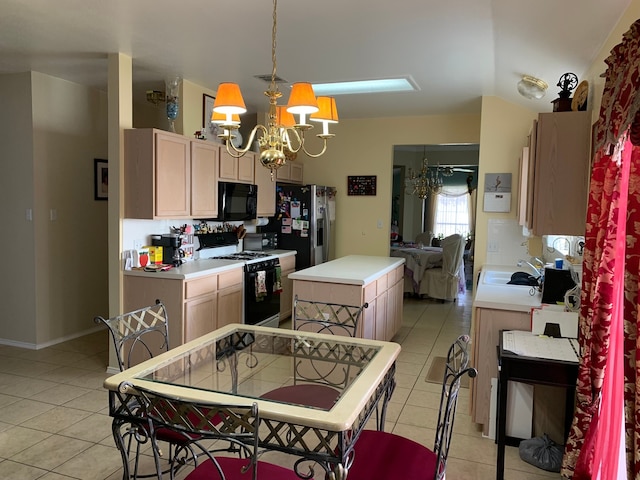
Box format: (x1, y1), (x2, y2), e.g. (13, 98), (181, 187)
(561, 19), (640, 479)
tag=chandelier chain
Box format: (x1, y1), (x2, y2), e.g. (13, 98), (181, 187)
(271, 0), (278, 94)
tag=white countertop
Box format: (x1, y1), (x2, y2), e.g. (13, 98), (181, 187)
(289, 255), (405, 286)
(123, 249), (297, 280)
(473, 264), (542, 312)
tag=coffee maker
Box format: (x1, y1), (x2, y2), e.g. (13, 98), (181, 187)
(151, 234), (184, 266)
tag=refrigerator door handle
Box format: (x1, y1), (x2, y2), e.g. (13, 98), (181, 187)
(323, 201), (330, 263)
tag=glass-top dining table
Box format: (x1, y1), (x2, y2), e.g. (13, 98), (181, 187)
(104, 323), (401, 480)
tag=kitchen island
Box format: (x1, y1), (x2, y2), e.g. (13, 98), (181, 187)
(289, 255), (405, 341)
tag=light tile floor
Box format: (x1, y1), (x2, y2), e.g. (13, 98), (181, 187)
(0, 291), (560, 479)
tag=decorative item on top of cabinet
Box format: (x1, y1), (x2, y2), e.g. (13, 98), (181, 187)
(219, 149), (255, 184)
(275, 161), (303, 184)
(124, 129), (219, 219)
(521, 111), (591, 236)
(254, 153), (277, 217)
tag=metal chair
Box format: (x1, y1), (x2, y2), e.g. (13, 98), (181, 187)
(292, 295), (368, 338)
(260, 296), (368, 410)
(347, 335), (477, 480)
(122, 381), (300, 480)
(96, 301), (205, 479)
(95, 299), (169, 372)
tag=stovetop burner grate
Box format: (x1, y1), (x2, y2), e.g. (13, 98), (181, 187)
(212, 251), (272, 261)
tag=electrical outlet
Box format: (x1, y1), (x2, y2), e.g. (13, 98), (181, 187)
(377, 219), (383, 229)
(133, 240), (143, 251)
(488, 240), (499, 253)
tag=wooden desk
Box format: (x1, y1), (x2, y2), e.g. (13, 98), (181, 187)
(496, 331), (579, 480)
(104, 324), (400, 480)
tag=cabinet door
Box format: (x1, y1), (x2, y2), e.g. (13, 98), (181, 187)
(532, 111), (590, 235)
(279, 269), (294, 321)
(184, 294), (217, 343)
(517, 146), (529, 227)
(255, 154), (276, 217)
(525, 121), (537, 231)
(275, 163), (291, 182)
(155, 132), (191, 217)
(290, 163), (303, 184)
(191, 141), (218, 217)
(219, 149), (239, 181)
(238, 152), (255, 184)
(471, 308), (530, 434)
(217, 285), (243, 328)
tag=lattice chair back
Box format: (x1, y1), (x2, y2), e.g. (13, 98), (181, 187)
(293, 295), (368, 338)
(120, 381), (264, 480)
(94, 300), (169, 371)
(433, 334), (477, 479)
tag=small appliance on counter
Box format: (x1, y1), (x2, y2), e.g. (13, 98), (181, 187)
(151, 234), (185, 267)
(243, 232), (278, 251)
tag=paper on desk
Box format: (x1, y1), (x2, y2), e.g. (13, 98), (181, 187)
(503, 330), (579, 362)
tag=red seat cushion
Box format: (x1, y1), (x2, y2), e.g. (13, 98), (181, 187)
(260, 384), (340, 409)
(348, 430), (437, 480)
(185, 457), (300, 480)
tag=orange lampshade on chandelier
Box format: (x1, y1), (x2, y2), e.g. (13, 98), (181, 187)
(212, 0), (338, 178)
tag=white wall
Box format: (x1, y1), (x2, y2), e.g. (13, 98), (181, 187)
(0, 72), (109, 347)
(0, 73), (37, 344)
(301, 114), (482, 258)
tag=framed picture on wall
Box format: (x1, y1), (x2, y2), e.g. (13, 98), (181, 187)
(94, 158), (108, 200)
(202, 94), (220, 142)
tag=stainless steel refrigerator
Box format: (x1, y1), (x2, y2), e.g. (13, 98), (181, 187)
(267, 184), (336, 271)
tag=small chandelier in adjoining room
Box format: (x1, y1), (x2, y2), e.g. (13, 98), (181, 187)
(211, 0), (338, 178)
(405, 153), (444, 200)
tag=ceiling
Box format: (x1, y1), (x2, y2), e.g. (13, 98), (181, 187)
(0, 0), (631, 119)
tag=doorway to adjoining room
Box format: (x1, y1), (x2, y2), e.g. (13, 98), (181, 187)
(392, 144), (479, 290)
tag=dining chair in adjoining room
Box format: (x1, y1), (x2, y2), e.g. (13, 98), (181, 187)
(415, 231), (434, 247)
(422, 233), (466, 301)
(96, 300), (222, 479)
(260, 296), (368, 410)
(347, 334), (477, 480)
(122, 381), (301, 480)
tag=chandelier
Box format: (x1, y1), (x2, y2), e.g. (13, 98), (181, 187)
(211, 0), (338, 178)
(405, 156), (444, 200)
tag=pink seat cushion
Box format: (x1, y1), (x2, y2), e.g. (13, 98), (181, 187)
(185, 456), (300, 480)
(348, 430), (438, 480)
(260, 384), (340, 409)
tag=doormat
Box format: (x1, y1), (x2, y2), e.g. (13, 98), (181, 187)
(425, 356), (469, 388)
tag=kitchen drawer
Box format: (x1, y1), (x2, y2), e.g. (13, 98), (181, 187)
(185, 274), (218, 299)
(376, 274), (389, 295)
(279, 255), (296, 272)
(218, 268), (243, 289)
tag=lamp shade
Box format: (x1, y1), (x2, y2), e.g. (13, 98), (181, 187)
(311, 96), (339, 123)
(286, 82), (319, 115)
(276, 106), (296, 127)
(213, 83), (247, 114)
(211, 111), (240, 124)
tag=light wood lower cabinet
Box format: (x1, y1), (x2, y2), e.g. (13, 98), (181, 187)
(291, 264), (404, 341)
(123, 266), (243, 359)
(279, 255), (296, 322)
(470, 307), (530, 436)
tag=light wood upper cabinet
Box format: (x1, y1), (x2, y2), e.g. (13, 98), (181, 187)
(522, 111), (591, 236)
(125, 129), (219, 219)
(219, 149), (255, 184)
(190, 140), (218, 218)
(275, 162), (303, 184)
(254, 155), (276, 217)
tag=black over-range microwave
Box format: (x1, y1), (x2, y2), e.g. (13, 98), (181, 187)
(216, 181), (257, 221)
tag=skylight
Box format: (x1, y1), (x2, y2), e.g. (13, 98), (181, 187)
(312, 77), (419, 96)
